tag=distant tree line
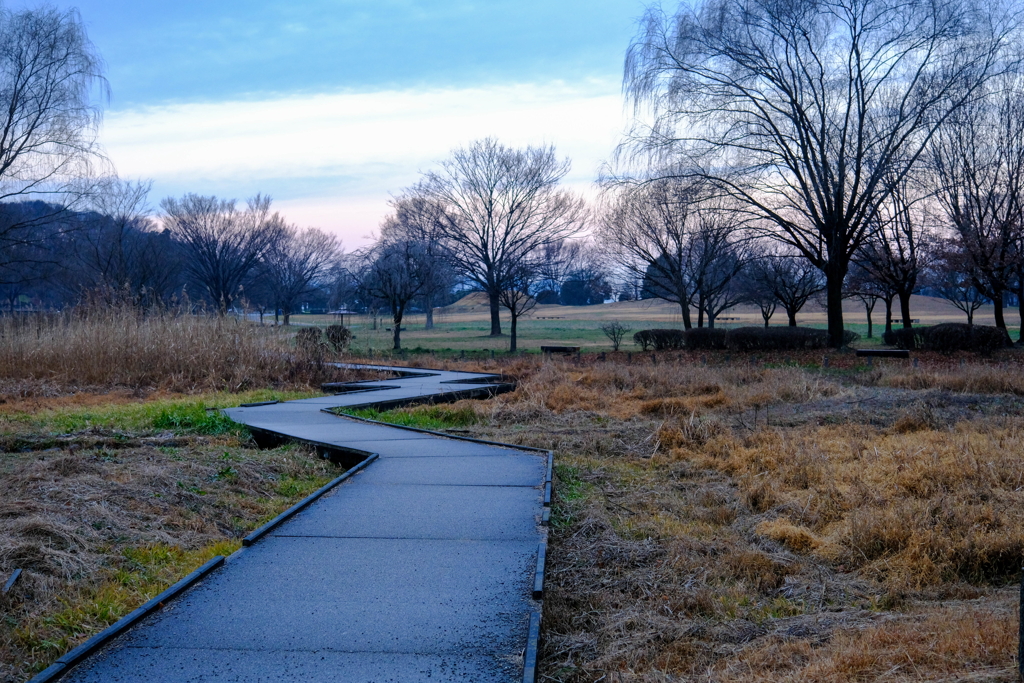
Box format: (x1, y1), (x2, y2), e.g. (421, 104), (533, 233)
(6, 0), (1024, 354)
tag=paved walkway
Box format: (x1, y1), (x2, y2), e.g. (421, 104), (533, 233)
(58, 366), (545, 682)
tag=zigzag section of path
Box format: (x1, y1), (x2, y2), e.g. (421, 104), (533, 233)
(52, 366), (546, 683)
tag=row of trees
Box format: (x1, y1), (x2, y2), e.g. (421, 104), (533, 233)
(5, 0), (1024, 353)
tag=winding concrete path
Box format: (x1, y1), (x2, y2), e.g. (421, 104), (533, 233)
(55, 366), (546, 683)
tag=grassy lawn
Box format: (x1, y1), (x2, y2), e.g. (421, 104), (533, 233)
(286, 293), (1021, 355)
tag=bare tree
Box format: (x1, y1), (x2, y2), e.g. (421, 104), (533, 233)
(745, 250), (824, 327)
(381, 194), (454, 330)
(688, 201), (746, 328)
(359, 239), (434, 350)
(624, 0), (1017, 346)
(0, 6), (108, 284)
(599, 177), (702, 327)
(161, 194), (283, 313)
(259, 226), (340, 325)
(497, 259), (538, 353)
(854, 170), (934, 329)
(929, 76), (1024, 336)
(845, 263), (891, 338)
(601, 320), (632, 351)
(418, 138), (585, 336)
(929, 239), (989, 326)
(63, 179), (181, 305)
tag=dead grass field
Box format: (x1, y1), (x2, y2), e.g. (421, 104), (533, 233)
(3, 309), (1024, 682)
(0, 303), (375, 393)
(372, 349), (1024, 682)
(0, 399), (348, 683)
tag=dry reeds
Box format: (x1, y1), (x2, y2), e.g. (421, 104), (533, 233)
(0, 303), (358, 393)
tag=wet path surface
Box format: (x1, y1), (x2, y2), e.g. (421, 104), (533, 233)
(57, 366), (545, 683)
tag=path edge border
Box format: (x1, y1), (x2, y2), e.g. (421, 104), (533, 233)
(242, 452), (379, 547)
(28, 556), (226, 683)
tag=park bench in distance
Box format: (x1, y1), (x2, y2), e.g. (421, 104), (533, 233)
(541, 345), (580, 357)
(855, 349), (910, 359)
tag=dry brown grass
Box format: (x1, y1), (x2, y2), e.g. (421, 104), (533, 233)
(0, 428), (343, 682)
(402, 352), (1024, 682)
(0, 304), (368, 393)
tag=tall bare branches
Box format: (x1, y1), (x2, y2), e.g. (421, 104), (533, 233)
(624, 0), (1018, 346)
(0, 6), (107, 283)
(418, 138), (585, 336)
(161, 194), (283, 313)
(929, 75), (1024, 335)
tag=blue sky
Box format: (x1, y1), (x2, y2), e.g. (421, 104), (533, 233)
(12, 0), (645, 244)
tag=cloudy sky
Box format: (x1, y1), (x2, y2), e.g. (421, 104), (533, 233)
(14, 0), (646, 246)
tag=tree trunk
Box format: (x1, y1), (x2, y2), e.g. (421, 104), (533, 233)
(863, 300), (874, 338)
(884, 297), (893, 336)
(679, 302), (692, 329)
(488, 291), (502, 336)
(825, 262), (847, 348)
(898, 290), (912, 328)
(762, 310), (770, 328)
(707, 313), (715, 329)
(283, 307), (290, 326)
(993, 288), (1006, 330)
(786, 307), (798, 326)
(274, 308), (279, 325)
(697, 307), (704, 328)
(509, 313), (518, 353)
(425, 296), (434, 330)
(392, 309), (403, 350)
(1017, 291), (1024, 342)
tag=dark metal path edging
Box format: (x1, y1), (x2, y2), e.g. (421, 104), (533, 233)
(32, 364), (549, 683)
(328, 409), (553, 683)
(29, 557), (225, 683)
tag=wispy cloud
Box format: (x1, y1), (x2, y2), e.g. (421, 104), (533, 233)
(101, 80), (627, 245)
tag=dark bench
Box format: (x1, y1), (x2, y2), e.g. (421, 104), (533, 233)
(541, 345), (580, 356)
(855, 349), (910, 359)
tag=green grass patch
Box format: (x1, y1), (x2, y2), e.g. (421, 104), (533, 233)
(15, 540), (240, 665)
(336, 404), (481, 431)
(0, 389), (320, 436)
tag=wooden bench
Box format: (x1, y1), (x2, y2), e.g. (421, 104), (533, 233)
(855, 349), (910, 359)
(541, 345), (580, 357)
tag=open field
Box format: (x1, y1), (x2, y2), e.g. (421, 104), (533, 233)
(2, 310), (1024, 682)
(355, 350), (1024, 682)
(287, 293), (1023, 354)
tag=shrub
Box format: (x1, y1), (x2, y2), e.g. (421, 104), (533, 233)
(922, 323), (1009, 355)
(295, 327), (327, 354)
(633, 329), (686, 351)
(842, 330), (861, 346)
(324, 325), (352, 352)
(884, 326), (927, 350)
(726, 326), (829, 351)
(684, 327), (728, 350)
(633, 330), (654, 351)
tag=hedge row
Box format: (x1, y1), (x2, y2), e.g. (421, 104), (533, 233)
(883, 323), (1010, 354)
(632, 326), (860, 351)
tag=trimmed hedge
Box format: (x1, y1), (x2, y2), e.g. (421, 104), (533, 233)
(633, 329), (686, 351)
(726, 326), (829, 351)
(883, 323), (1010, 354)
(684, 327), (728, 350)
(927, 323), (1008, 354)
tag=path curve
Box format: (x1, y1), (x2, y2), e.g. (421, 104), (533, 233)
(44, 365), (547, 683)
